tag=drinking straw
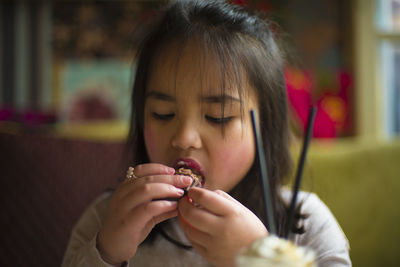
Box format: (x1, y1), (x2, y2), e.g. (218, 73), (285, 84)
(250, 109), (277, 235)
(284, 106), (317, 239)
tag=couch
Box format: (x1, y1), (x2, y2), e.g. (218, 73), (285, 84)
(1, 131), (399, 266)
(304, 140), (400, 267)
(0, 132), (131, 266)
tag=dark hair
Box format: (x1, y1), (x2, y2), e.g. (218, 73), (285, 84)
(128, 0), (302, 243)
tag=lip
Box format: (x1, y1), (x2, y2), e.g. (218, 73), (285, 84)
(172, 158), (205, 178)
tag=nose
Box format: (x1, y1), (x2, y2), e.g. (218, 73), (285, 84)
(171, 120), (202, 150)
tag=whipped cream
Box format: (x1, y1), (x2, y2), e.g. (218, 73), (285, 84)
(236, 235), (316, 267)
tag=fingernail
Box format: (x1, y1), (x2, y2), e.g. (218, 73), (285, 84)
(180, 175), (193, 185)
(167, 167), (176, 174)
(175, 187), (185, 195)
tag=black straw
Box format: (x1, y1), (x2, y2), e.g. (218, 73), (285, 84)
(284, 106), (317, 239)
(250, 110), (277, 235)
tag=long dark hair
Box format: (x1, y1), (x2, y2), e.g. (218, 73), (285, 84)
(128, 0), (303, 243)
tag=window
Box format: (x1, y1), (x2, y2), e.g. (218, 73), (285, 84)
(355, 0), (400, 139)
(377, 0), (400, 136)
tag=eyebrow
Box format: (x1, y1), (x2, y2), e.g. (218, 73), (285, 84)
(146, 91), (241, 103)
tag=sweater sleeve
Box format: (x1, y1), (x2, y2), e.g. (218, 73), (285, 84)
(295, 193), (352, 267)
(61, 192), (128, 267)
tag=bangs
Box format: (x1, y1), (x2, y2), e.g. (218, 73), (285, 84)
(148, 33), (252, 127)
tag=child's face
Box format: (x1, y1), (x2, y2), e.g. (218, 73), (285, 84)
(143, 42), (258, 192)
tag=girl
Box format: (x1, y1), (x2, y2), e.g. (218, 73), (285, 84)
(62, 1), (351, 266)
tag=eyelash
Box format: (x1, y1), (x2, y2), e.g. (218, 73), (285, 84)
(205, 115), (234, 124)
(152, 112), (174, 120)
(152, 112), (233, 124)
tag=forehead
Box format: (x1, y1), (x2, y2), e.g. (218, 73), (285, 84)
(147, 40), (247, 97)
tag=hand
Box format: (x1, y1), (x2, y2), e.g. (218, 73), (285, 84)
(97, 163), (193, 265)
(178, 188), (268, 267)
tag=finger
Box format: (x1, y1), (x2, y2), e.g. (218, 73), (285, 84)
(120, 162), (175, 195)
(178, 196), (220, 234)
(178, 212), (212, 248)
(133, 163), (175, 177)
(214, 189), (241, 204)
(188, 240), (208, 259)
(143, 210), (179, 235)
(118, 174), (193, 200)
(126, 200), (178, 231)
(121, 183), (185, 210)
(153, 209), (178, 225)
(187, 187), (236, 216)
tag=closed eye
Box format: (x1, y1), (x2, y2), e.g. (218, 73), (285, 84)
(152, 112), (175, 120)
(205, 115), (234, 124)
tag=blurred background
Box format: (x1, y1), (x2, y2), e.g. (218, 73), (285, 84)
(0, 0), (399, 140)
(0, 0), (399, 266)
(0, 0), (399, 141)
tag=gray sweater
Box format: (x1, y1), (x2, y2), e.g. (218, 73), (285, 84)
(61, 190), (351, 267)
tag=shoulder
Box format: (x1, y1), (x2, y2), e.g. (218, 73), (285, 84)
(89, 191), (113, 218)
(61, 191), (114, 267)
(297, 192), (347, 241)
(81, 191), (112, 221)
(281, 189), (345, 236)
(298, 191), (336, 220)
(281, 189), (351, 266)
(281, 188), (329, 213)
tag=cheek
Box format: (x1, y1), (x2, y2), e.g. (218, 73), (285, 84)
(219, 142), (254, 173)
(144, 125), (163, 163)
(211, 131), (255, 190)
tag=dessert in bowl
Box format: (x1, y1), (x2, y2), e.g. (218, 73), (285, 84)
(236, 235), (316, 267)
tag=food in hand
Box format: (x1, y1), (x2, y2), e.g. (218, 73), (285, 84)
(153, 166), (204, 202)
(175, 167), (203, 190)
